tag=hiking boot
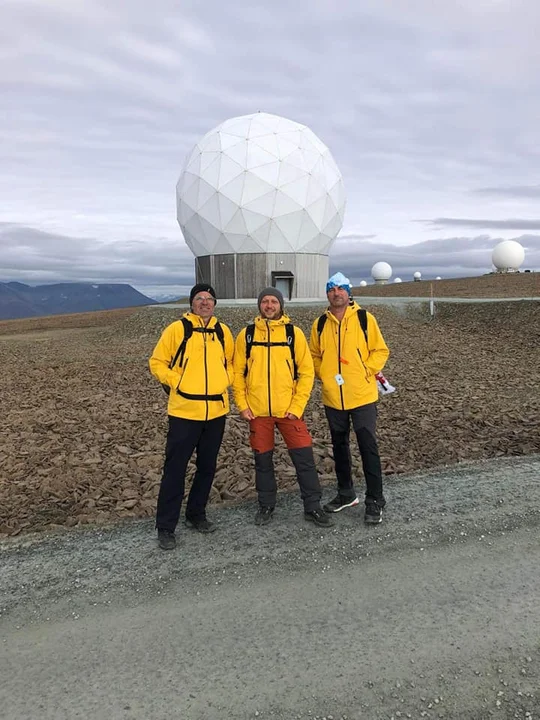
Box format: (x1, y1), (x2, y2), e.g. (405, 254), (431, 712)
(157, 529), (176, 550)
(304, 507), (334, 528)
(254, 506), (274, 526)
(364, 501), (383, 524)
(323, 494), (360, 513)
(184, 517), (216, 533)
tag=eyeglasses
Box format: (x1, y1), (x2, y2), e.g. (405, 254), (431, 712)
(192, 295), (215, 303)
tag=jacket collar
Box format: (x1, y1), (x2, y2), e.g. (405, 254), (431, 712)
(254, 313), (291, 328)
(184, 311), (217, 328)
(326, 300), (360, 323)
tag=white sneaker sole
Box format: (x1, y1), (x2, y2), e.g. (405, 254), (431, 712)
(324, 496), (360, 513)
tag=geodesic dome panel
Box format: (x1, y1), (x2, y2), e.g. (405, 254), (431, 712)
(176, 113), (346, 256)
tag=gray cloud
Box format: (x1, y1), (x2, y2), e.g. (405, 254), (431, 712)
(330, 234), (540, 282)
(422, 218), (540, 231)
(0, 222), (195, 296)
(2, 0), (540, 289)
(2, 223), (538, 296)
(338, 233), (378, 241)
(472, 185), (540, 199)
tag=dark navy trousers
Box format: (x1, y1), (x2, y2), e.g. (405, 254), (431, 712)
(324, 402), (385, 506)
(156, 414), (226, 531)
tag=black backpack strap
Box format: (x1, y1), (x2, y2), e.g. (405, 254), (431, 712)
(245, 324), (256, 360)
(243, 324), (255, 377)
(316, 314), (327, 338)
(213, 321), (226, 370)
(317, 310), (367, 344)
(285, 323), (298, 380)
(357, 308), (368, 344)
(169, 319), (226, 372)
(161, 318), (192, 395)
(163, 320), (226, 397)
(244, 323), (298, 379)
(191, 323), (226, 351)
(177, 389), (225, 403)
(169, 317), (193, 369)
(214, 321), (225, 351)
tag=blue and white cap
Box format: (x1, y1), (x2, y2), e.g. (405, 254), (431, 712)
(326, 271), (351, 295)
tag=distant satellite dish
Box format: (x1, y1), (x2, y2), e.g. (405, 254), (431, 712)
(371, 261), (392, 284)
(492, 240), (525, 272)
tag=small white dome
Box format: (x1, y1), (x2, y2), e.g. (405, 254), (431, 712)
(394, 277), (402, 283)
(371, 261), (392, 281)
(492, 240), (525, 271)
(435, 276), (442, 280)
(359, 280), (367, 287)
(413, 271), (422, 279)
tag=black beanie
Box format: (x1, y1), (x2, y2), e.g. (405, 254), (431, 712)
(189, 283), (217, 306)
(257, 287), (284, 312)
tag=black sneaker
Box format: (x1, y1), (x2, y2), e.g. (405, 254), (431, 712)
(304, 507), (334, 528)
(184, 517), (216, 533)
(254, 506), (274, 526)
(364, 501), (383, 524)
(323, 494), (360, 513)
(157, 529), (176, 550)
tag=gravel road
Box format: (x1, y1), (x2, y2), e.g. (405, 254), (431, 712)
(1, 455), (539, 720)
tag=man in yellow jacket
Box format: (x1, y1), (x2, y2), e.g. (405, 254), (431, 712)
(149, 283), (234, 550)
(233, 287), (332, 528)
(309, 272), (390, 524)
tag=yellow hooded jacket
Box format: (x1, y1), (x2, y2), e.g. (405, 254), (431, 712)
(309, 302), (390, 410)
(233, 314), (314, 419)
(149, 312), (235, 421)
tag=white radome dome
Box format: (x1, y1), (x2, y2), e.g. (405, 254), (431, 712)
(371, 261), (392, 281)
(436, 276), (442, 280)
(413, 271), (422, 279)
(492, 240), (525, 271)
(176, 112), (346, 256)
(359, 280), (367, 287)
(394, 277), (402, 283)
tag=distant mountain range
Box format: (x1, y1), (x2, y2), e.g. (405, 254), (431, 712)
(148, 292), (183, 303)
(0, 282), (156, 320)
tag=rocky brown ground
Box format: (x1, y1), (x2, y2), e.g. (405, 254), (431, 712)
(353, 270), (539, 298)
(1, 282), (539, 537)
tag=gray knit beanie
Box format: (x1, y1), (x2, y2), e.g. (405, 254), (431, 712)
(257, 287), (284, 312)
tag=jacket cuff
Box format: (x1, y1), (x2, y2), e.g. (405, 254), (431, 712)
(288, 403), (305, 418)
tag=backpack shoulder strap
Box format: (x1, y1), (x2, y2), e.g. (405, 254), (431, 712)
(245, 324), (256, 361)
(285, 323), (298, 380)
(169, 317), (193, 369)
(357, 308), (368, 344)
(243, 324), (255, 378)
(316, 313), (327, 338)
(244, 323), (298, 379)
(317, 310), (367, 343)
(214, 321), (225, 351)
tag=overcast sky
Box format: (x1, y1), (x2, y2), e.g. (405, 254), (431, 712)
(2, 0), (540, 298)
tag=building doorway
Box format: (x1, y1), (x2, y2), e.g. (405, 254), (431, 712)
(271, 271), (294, 300)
